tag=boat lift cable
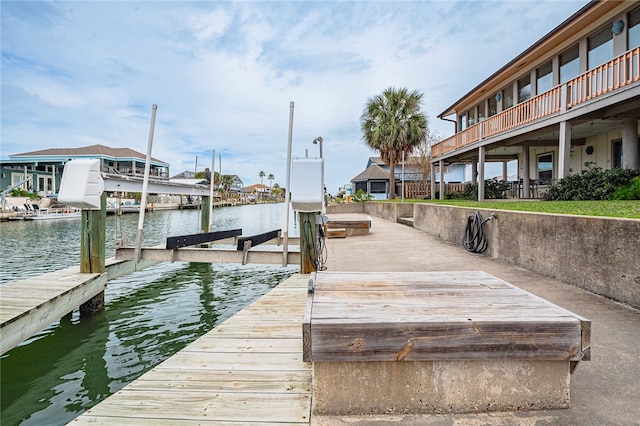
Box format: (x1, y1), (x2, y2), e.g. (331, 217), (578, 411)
(316, 222), (327, 271)
(301, 217), (327, 271)
(462, 212), (494, 253)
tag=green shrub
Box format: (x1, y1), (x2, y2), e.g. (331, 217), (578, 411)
(612, 176), (640, 200)
(10, 189), (41, 199)
(544, 164), (640, 201)
(352, 189), (373, 202)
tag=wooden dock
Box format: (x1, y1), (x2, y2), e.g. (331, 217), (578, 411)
(0, 258), (155, 355)
(71, 273), (312, 425)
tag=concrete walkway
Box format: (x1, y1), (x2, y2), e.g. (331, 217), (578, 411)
(315, 214), (640, 426)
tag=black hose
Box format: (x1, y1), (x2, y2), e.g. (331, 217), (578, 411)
(463, 212), (491, 253)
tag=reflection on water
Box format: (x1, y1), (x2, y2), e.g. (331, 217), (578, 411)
(0, 204), (298, 425)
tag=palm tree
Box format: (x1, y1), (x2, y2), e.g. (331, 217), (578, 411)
(360, 87), (427, 199)
(267, 173), (274, 188)
(259, 171), (265, 185)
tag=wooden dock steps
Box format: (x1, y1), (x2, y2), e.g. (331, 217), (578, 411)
(72, 274), (312, 425)
(326, 227), (347, 238)
(326, 215), (371, 236)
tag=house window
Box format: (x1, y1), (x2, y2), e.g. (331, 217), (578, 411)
(629, 7), (640, 49)
(502, 85), (514, 109)
(537, 153), (553, 183)
(477, 103), (485, 122)
(560, 45), (580, 83)
(467, 108), (476, 127)
(369, 181), (387, 194)
(536, 62), (553, 95)
(459, 113), (468, 131)
(355, 182), (367, 193)
(488, 95), (497, 117)
(588, 27), (613, 69)
(518, 75), (531, 103)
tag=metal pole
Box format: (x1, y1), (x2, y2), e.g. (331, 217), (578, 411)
(134, 104), (157, 263)
(283, 101), (294, 266)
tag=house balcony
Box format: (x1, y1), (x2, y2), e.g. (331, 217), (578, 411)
(432, 47), (640, 163)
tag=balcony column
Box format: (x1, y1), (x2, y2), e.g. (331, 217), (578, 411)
(622, 117), (639, 169)
(430, 162), (436, 200)
(522, 147), (530, 198)
(478, 146), (485, 202)
(471, 160), (478, 185)
(502, 161), (508, 181)
(439, 160), (444, 200)
(558, 121), (572, 179)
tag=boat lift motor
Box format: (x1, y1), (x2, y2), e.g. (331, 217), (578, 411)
(290, 157), (324, 213)
(58, 159), (105, 210)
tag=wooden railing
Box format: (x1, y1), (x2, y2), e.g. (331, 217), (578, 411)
(432, 46), (640, 159)
(567, 47), (640, 107)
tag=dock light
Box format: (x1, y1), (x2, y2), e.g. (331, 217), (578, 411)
(313, 136), (323, 158)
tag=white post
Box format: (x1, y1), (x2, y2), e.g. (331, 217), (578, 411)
(478, 146), (486, 201)
(283, 101), (294, 266)
(209, 149), (216, 231)
(134, 104), (157, 263)
(52, 165), (57, 194)
(558, 121), (571, 180)
(401, 151), (405, 202)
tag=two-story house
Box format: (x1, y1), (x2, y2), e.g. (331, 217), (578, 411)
(431, 0), (640, 200)
(1, 144), (170, 196)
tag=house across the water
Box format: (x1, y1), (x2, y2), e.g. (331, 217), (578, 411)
(431, 0), (640, 200)
(1, 144), (169, 196)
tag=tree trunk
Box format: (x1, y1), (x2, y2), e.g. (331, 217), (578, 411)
(389, 161), (396, 199)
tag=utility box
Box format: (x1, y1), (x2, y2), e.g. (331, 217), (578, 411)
(58, 159), (105, 209)
(290, 157), (323, 212)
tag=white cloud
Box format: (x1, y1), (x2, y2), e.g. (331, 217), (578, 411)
(1, 0), (587, 193)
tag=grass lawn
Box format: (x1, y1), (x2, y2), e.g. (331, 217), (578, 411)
(386, 199), (640, 219)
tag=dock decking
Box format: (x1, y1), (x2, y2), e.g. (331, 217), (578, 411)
(71, 273), (311, 425)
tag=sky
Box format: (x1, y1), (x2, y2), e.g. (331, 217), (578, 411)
(1, 0), (588, 194)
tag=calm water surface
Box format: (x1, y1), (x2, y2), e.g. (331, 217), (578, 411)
(0, 204), (299, 425)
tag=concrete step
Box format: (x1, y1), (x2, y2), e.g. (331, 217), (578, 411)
(397, 217), (414, 227)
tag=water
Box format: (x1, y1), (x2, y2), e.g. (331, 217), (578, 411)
(0, 204), (299, 426)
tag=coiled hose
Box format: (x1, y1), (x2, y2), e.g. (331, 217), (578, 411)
(462, 212), (492, 253)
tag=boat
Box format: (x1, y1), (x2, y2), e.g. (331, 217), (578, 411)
(22, 206), (81, 220)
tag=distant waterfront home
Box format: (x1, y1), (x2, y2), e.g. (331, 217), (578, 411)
(243, 183), (271, 200)
(432, 1), (640, 200)
(351, 157), (468, 200)
(1, 144), (169, 195)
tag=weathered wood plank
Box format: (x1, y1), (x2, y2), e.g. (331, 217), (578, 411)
(183, 337), (302, 353)
(78, 391), (311, 423)
(157, 351), (307, 371)
(127, 368), (311, 393)
(310, 320), (582, 361)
